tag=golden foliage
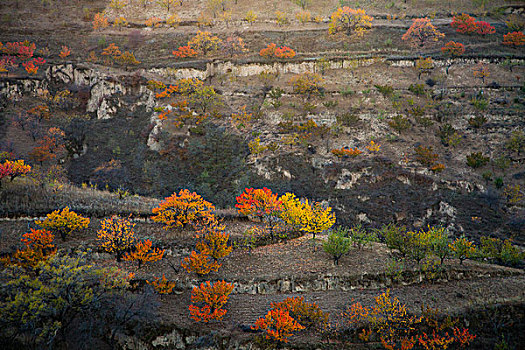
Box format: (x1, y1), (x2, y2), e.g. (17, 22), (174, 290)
(36, 207), (89, 241)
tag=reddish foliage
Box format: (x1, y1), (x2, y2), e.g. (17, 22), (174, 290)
(260, 43), (296, 58)
(503, 31), (525, 46)
(235, 187), (282, 217)
(451, 13), (478, 34)
(441, 41), (465, 56)
(189, 280), (234, 322)
(402, 18), (444, 47)
(475, 21), (495, 35)
(252, 308), (305, 343)
(172, 45), (198, 58)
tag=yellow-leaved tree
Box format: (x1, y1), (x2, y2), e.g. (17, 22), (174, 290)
(36, 207), (90, 241)
(97, 215), (136, 262)
(279, 193), (336, 240)
(328, 7), (373, 36)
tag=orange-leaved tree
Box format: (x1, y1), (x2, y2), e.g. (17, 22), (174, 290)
(451, 13), (478, 34)
(441, 41), (465, 74)
(152, 189), (216, 230)
(123, 239), (165, 268)
(402, 18), (444, 49)
(252, 307), (305, 343)
(0, 229), (56, 268)
(97, 215), (136, 262)
(503, 31), (525, 46)
(181, 250), (221, 276)
(236, 187), (282, 241)
(328, 7), (372, 36)
(189, 280), (234, 322)
(36, 207), (89, 241)
(147, 274), (176, 295)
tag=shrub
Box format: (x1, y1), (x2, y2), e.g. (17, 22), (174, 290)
(476, 21), (495, 35)
(451, 13), (477, 34)
(152, 189), (216, 230)
(289, 72), (323, 99)
(415, 146), (439, 167)
(479, 237), (524, 266)
(331, 147), (362, 157)
(374, 84), (394, 96)
(36, 207), (89, 241)
(189, 280), (234, 322)
(188, 31), (222, 55)
(259, 43), (296, 58)
(388, 115), (411, 133)
(466, 152), (489, 168)
(502, 31), (525, 46)
(323, 228), (352, 265)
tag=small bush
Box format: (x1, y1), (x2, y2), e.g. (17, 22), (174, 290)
(466, 152), (490, 168)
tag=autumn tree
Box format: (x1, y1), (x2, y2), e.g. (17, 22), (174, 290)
(441, 41), (465, 74)
(195, 221), (232, 261)
(328, 7), (373, 36)
(278, 192), (336, 240)
(451, 13), (478, 34)
(236, 187), (283, 240)
(502, 31), (525, 46)
(36, 206), (90, 241)
(147, 274), (176, 294)
(402, 18), (444, 49)
(472, 62), (490, 84)
(93, 12), (109, 30)
(172, 45), (198, 58)
(123, 239), (165, 268)
(449, 236), (476, 264)
(152, 189), (216, 230)
(289, 72), (324, 100)
(97, 215), (136, 262)
(0, 229), (56, 268)
(115, 51), (140, 69)
(272, 296), (329, 331)
(181, 250), (221, 275)
(252, 307), (305, 343)
(188, 31), (222, 55)
(59, 45), (71, 59)
(245, 10), (257, 24)
(415, 57), (433, 80)
(189, 280), (234, 322)
(0, 159), (31, 188)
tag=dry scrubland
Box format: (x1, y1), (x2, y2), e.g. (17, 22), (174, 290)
(0, 0), (524, 349)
